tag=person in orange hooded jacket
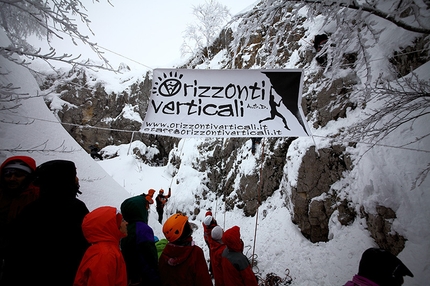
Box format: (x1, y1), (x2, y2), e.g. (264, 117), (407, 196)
(221, 226), (258, 286)
(74, 206), (128, 286)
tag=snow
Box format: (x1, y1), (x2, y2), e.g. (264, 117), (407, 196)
(1, 2), (430, 286)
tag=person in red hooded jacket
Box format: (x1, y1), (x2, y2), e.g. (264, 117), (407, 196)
(159, 213), (212, 286)
(0, 156), (39, 279)
(221, 226), (258, 286)
(74, 206), (128, 286)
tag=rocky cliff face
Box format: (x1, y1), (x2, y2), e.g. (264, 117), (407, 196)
(39, 2), (426, 254)
(39, 68), (179, 165)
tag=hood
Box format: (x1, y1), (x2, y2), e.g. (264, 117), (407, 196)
(0, 156), (36, 174)
(358, 248), (414, 285)
(222, 226), (243, 252)
(120, 195), (148, 223)
(82, 206), (125, 244)
(162, 243), (195, 266)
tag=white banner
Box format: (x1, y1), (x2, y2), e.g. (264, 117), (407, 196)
(141, 69), (311, 138)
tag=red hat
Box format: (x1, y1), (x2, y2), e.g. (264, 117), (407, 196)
(1, 156), (36, 174)
(222, 226), (243, 252)
(205, 211), (212, 216)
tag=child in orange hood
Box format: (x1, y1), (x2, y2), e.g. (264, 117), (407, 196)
(74, 206), (128, 286)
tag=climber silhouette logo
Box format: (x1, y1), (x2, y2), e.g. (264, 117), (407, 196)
(153, 71), (183, 97)
(261, 71), (309, 135)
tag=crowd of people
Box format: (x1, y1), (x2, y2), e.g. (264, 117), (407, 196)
(0, 155), (414, 286)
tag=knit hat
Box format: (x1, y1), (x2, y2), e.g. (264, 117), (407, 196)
(222, 226), (243, 252)
(205, 211), (212, 216)
(1, 156), (36, 174)
(211, 226), (223, 241)
(3, 161), (32, 174)
(203, 215), (213, 226)
(358, 248), (413, 286)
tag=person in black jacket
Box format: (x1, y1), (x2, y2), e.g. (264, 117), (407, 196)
(89, 143), (103, 160)
(1, 160), (90, 286)
(155, 188), (171, 224)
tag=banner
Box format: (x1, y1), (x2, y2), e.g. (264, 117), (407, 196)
(141, 69), (310, 138)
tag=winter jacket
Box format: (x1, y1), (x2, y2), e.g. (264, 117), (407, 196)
(344, 275), (379, 286)
(2, 195), (89, 286)
(155, 189), (171, 210)
(221, 226), (258, 286)
(74, 206), (128, 286)
(156, 238), (169, 259)
(159, 242), (213, 286)
(208, 236), (227, 286)
(121, 195), (161, 286)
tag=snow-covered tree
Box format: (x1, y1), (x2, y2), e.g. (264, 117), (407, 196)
(181, 0), (230, 63)
(0, 0), (113, 72)
(0, 0), (113, 151)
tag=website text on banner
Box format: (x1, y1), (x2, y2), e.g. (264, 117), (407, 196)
(141, 69), (311, 138)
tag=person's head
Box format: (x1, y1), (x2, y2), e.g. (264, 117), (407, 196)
(222, 226), (244, 252)
(121, 195), (149, 224)
(82, 206), (127, 244)
(163, 213), (193, 245)
(211, 226), (224, 242)
(148, 189), (156, 197)
(33, 160), (80, 198)
(205, 211), (212, 216)
(358, 248), (413, 286)
(0, 156), (36, 194)
(159, 189), (164, 194)
(116, 212), (128, 236)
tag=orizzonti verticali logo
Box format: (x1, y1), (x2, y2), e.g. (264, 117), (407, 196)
(152, 71), (183, 97)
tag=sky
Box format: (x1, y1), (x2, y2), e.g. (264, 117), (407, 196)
(30, 0), (259, 71)
(2, 1), (430, 285)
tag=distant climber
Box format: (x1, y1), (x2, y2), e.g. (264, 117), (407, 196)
(144, 189), (156, 210)
(89, 143), (103, 160)
(251, 138), (262, 155)
(314, 34), (328, 65)
(155, 188), (171, 224)
(314, 34), (328, 52)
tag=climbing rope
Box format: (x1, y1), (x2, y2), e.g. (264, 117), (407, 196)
(256, 269), (293, 286)
(251, 138), (266, 268)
